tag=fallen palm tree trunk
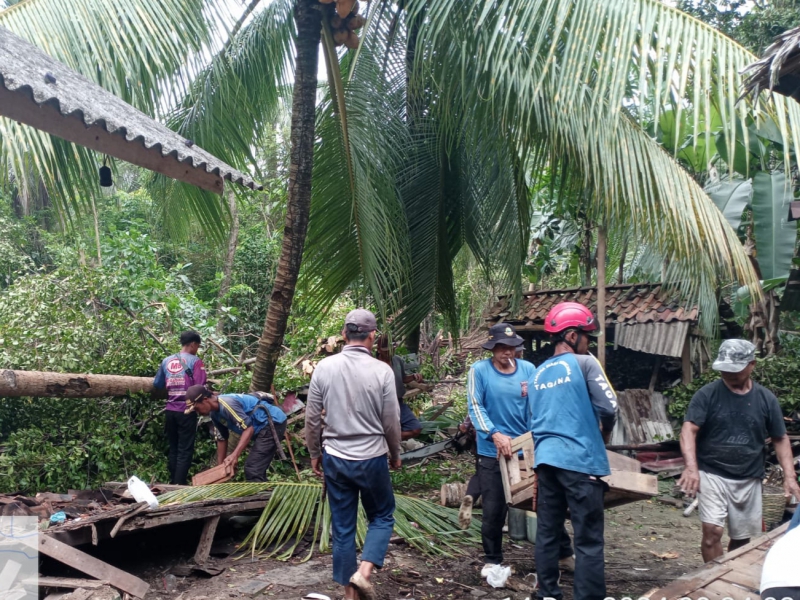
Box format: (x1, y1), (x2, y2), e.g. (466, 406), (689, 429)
(0, 369), (160, 398)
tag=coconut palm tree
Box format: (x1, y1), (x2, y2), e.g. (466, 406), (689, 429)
(5, 0), (800, 390)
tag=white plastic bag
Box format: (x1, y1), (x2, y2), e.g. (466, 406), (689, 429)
(127, 475), (159, 509)
(485, 564), (511, 588)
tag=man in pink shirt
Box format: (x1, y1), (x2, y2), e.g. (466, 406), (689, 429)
(153, 331), (207, 484)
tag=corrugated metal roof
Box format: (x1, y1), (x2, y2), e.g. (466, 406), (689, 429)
(615, 321), (690, 358)
(0, 27), (261, 194)
(610, 390), (675, 445)
(486, 283), (699, 327)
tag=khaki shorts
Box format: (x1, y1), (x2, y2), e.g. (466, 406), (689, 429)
(698, 471), (762, 540)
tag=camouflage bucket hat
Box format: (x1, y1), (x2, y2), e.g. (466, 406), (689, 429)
(712, 339), (756, 373)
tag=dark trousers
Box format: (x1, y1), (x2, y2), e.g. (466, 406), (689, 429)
(465, 453), (482, 501)
(478, 456), (507, 564)
(535, 464), (606, 600)
(165, 410), (197, 485)
(244, 421), (286, 482)
(477, 456), (572, 564)
(323, 453), (396, 586)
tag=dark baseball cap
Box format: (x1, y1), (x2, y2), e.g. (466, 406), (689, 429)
(482, 323), (524, 350)
(344, 308), (378, 333)
(184, 384), (212, 414)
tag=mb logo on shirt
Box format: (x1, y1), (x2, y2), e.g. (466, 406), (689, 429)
(533, 360), (573, 391)
(167, 359), (183, 374)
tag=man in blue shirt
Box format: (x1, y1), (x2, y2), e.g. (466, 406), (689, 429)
(185, 385), (287, 482)
(532, 302), (617, 600)
(467, 323), (536, 573)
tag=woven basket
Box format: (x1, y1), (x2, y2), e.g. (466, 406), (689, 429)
(763, 485), (786, 529)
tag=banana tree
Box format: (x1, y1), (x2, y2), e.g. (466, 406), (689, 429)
(707, 171), (797, 353)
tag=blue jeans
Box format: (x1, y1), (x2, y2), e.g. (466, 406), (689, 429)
(323, 452), (396, 586)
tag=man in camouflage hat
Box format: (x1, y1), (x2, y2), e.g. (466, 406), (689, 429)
(679, 339), (800, 562)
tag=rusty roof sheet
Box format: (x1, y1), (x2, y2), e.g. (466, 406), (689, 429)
(0, 27), (261, 194)
(486, 283), (699, 327)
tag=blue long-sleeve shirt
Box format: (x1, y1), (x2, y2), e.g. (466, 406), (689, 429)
(467, 358), (536, 458)
(530, 352), (617, 476)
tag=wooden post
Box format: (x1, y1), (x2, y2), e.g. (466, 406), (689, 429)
(194, 515), (221, 564)
(597, 225), (607, 369)
(681, 333), (692, 385)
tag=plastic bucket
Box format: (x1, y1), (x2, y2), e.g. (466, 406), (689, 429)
(526, 511), (537, 543)
(508, 507), (527, 541)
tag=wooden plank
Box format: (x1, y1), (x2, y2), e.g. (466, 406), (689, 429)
(718, 564), (762, 592)
(714, 523), (788, 563)
(23, 534), (149, 598)
(193, 515), (220, 564)
(606, 450), (642, 473)
(510, 485), (535, 507)
(689, 587), (725, 600)
(510, 432), (533, 452)
(507, 457), (522, 485)
(706, 578), (755, 598)
(602, 470), (659, 496)
(499, 453), (513, 504)
(645, 564), (732, 600)
(127, 499), (268, 530)
(510, 478), (534, 495)
(25, 577), (108, 589)
(736, 548), (767, 567)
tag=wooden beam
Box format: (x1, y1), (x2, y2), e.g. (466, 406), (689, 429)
(27, 577), (108, 590)
(0, 85), (224, 194)
(23, 535), (149, 598)
(681, 333), (692, 385)
(194, 515), (220, 564)
(597, 225), (607, 369)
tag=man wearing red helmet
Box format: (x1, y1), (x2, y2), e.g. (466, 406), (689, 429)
(531, 302), (617, 600)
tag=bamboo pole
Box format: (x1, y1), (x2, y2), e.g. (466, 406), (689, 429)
(597, 225), (607, 369)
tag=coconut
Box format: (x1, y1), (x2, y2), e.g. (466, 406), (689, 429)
(319, 0), (335, 3)
(331, 15), (343, 28)
(333, 28), (350, 46)
(344, 30), (360, 49)
(336, 0), (356, 18)
(346, 15), (365, 30)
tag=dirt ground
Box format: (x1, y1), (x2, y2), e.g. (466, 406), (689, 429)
(111, 498), (715, 600)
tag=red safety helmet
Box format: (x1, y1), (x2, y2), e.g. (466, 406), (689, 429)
(544, 302), (598, 335)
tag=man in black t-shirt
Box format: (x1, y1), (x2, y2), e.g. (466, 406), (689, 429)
(679, 339), (800, 562)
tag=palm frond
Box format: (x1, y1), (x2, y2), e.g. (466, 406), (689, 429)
(301, 3), (411, 325)
(0, 0), (235, 229)
(157, 482), (481, 560)
(149, 0), (295, 241)
(406, 0), (767, 330)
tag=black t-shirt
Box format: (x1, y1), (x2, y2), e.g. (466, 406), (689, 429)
(684, 379), (786, 480)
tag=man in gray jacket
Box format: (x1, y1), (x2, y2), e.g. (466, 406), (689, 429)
(306, 309), (401, 600)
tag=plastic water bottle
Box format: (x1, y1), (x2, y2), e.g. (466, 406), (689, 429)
(127, 476), (159, 509)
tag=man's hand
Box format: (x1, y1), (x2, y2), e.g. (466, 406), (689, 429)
(678, 467), (700, 497)
(311, 457), (323, 478)
(223, 454), (238, 470)
(413, 373), (423, 383)
(390, 458), (402, 470)
(783, 476), (800, 501)
(492, 432), (513, 458)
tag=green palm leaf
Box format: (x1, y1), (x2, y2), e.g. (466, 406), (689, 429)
(158, 482), (481, 560)
(0, 0), (234, 228)
(404, 0), (770, 329)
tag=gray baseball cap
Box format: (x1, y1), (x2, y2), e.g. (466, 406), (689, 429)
(712, 339), (756, 373)
(344, 308), (378, 333)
